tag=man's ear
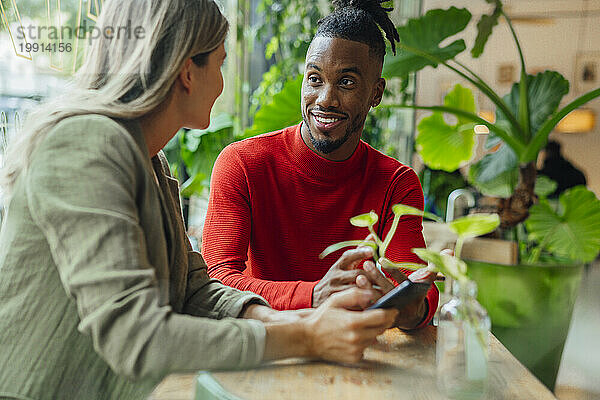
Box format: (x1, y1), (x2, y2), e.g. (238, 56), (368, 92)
(371, 78), (386, 107)
(178, 58), (194, 95)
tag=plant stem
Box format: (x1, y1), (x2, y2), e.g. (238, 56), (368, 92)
(455, 237), (465, 259)
(522, 87), (600, 161)
(384, 104), (526, 154)
(502, 10), (531, 142)
(451, 58), (520, 130)
(380, 213), (401, 258)
(497, 162), (537, 228)
(368, 226), (383, 250)
(398, 43), (525, 138)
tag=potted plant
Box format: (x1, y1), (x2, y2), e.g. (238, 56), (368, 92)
(381, 1), (600, 390)
(321, 206), (501, 397)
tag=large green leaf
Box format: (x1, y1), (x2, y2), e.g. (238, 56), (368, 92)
(496, 71), (569, 145)
(245, 74), (302, 136)
(471, 2), (502, 58)
(534, 175), (558, 198)
(468, 141), (519, 198)
(525, 186), (600, 263)
(180, 114), (235, 196)
(449, 213), (500, 239)
(416, 84), (476, 171)
(180, 173), (208, 198)
(383, 7), (471, 80)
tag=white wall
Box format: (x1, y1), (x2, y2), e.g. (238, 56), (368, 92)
(417, 0), (600, 196)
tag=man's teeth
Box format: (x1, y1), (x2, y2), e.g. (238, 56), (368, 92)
(313, 115), (340, 124)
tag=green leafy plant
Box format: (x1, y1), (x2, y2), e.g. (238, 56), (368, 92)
(250, 0), (326, 115)
(319, 204), (500, 281)
(380, 1), (600, 266)
(382, 2), (600, 235)
(164, 113), (236, 198)
(319, 205), (441, 270)
(245, 75), (303, 137)
(321, 205), (500, 349)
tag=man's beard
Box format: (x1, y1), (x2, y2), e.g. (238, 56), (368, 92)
(301, 110), (364, 154)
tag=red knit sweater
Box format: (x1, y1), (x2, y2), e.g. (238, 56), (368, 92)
(202, 124), (438, 327)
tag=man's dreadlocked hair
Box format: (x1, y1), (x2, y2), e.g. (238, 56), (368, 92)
(314, 0), (400, 63)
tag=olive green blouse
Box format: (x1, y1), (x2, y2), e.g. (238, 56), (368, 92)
(0, 115), (268, 400)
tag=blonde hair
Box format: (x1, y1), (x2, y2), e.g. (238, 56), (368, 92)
(1, 0), (228, 194)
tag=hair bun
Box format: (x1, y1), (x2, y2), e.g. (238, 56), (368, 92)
(330, 0), (398, 54)
(332, 0), (393, 14)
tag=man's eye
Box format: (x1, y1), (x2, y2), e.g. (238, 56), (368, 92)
(308, 76), (321, 84)
(340, 78), (354, 86)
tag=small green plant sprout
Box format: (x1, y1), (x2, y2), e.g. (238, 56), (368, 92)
(320, 208), (500, 347)
(320, 205), (500, 284)
(413, 213), (501, 283)
(319, 204), (442, 270)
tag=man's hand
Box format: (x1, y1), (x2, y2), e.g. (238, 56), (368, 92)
(312, 247), (375, 307)
(356, 260), (436, 330)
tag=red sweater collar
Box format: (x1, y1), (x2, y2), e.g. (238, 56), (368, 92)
(285, 123), (367, 182)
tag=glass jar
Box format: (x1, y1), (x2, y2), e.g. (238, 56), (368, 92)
(436, 279), (491, 399)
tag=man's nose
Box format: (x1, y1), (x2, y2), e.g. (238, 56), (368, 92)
(316, 84), (340, 109)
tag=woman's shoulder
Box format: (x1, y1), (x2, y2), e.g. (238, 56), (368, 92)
(41, 114), (144, 155)
(29, 114), (146, 177)
(48, 114), (131, 141)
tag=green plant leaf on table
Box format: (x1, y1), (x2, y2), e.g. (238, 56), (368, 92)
(525, 186), (600, 263)
(245, 74), (303, 137)
(468, 141), (519, 198)
(382, 7), (471, 80)
(450, 213), (500, 259)
(412, 248), (468, 283)
(416, 84), (477, 171)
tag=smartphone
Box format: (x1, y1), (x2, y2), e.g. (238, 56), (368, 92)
(367, 280), (430, 310)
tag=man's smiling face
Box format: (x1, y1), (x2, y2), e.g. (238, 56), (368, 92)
(300, 36), (385, 160)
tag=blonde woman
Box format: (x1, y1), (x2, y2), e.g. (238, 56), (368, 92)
(0, 1), (397, 399)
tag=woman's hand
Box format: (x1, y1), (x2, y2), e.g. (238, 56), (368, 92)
(303, 288), (398, 363)
(262, 288), (397, 364)
(243, 304), (314, 324)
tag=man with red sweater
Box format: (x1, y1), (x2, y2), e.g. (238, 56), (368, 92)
(203, 0), (438, 330)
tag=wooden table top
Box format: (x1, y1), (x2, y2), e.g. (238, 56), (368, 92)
(150, 326), (557, 400)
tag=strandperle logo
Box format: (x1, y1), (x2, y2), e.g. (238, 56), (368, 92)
(0, 1), (142, 73)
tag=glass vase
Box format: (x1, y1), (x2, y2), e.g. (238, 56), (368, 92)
(436, 279), (491, 400)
